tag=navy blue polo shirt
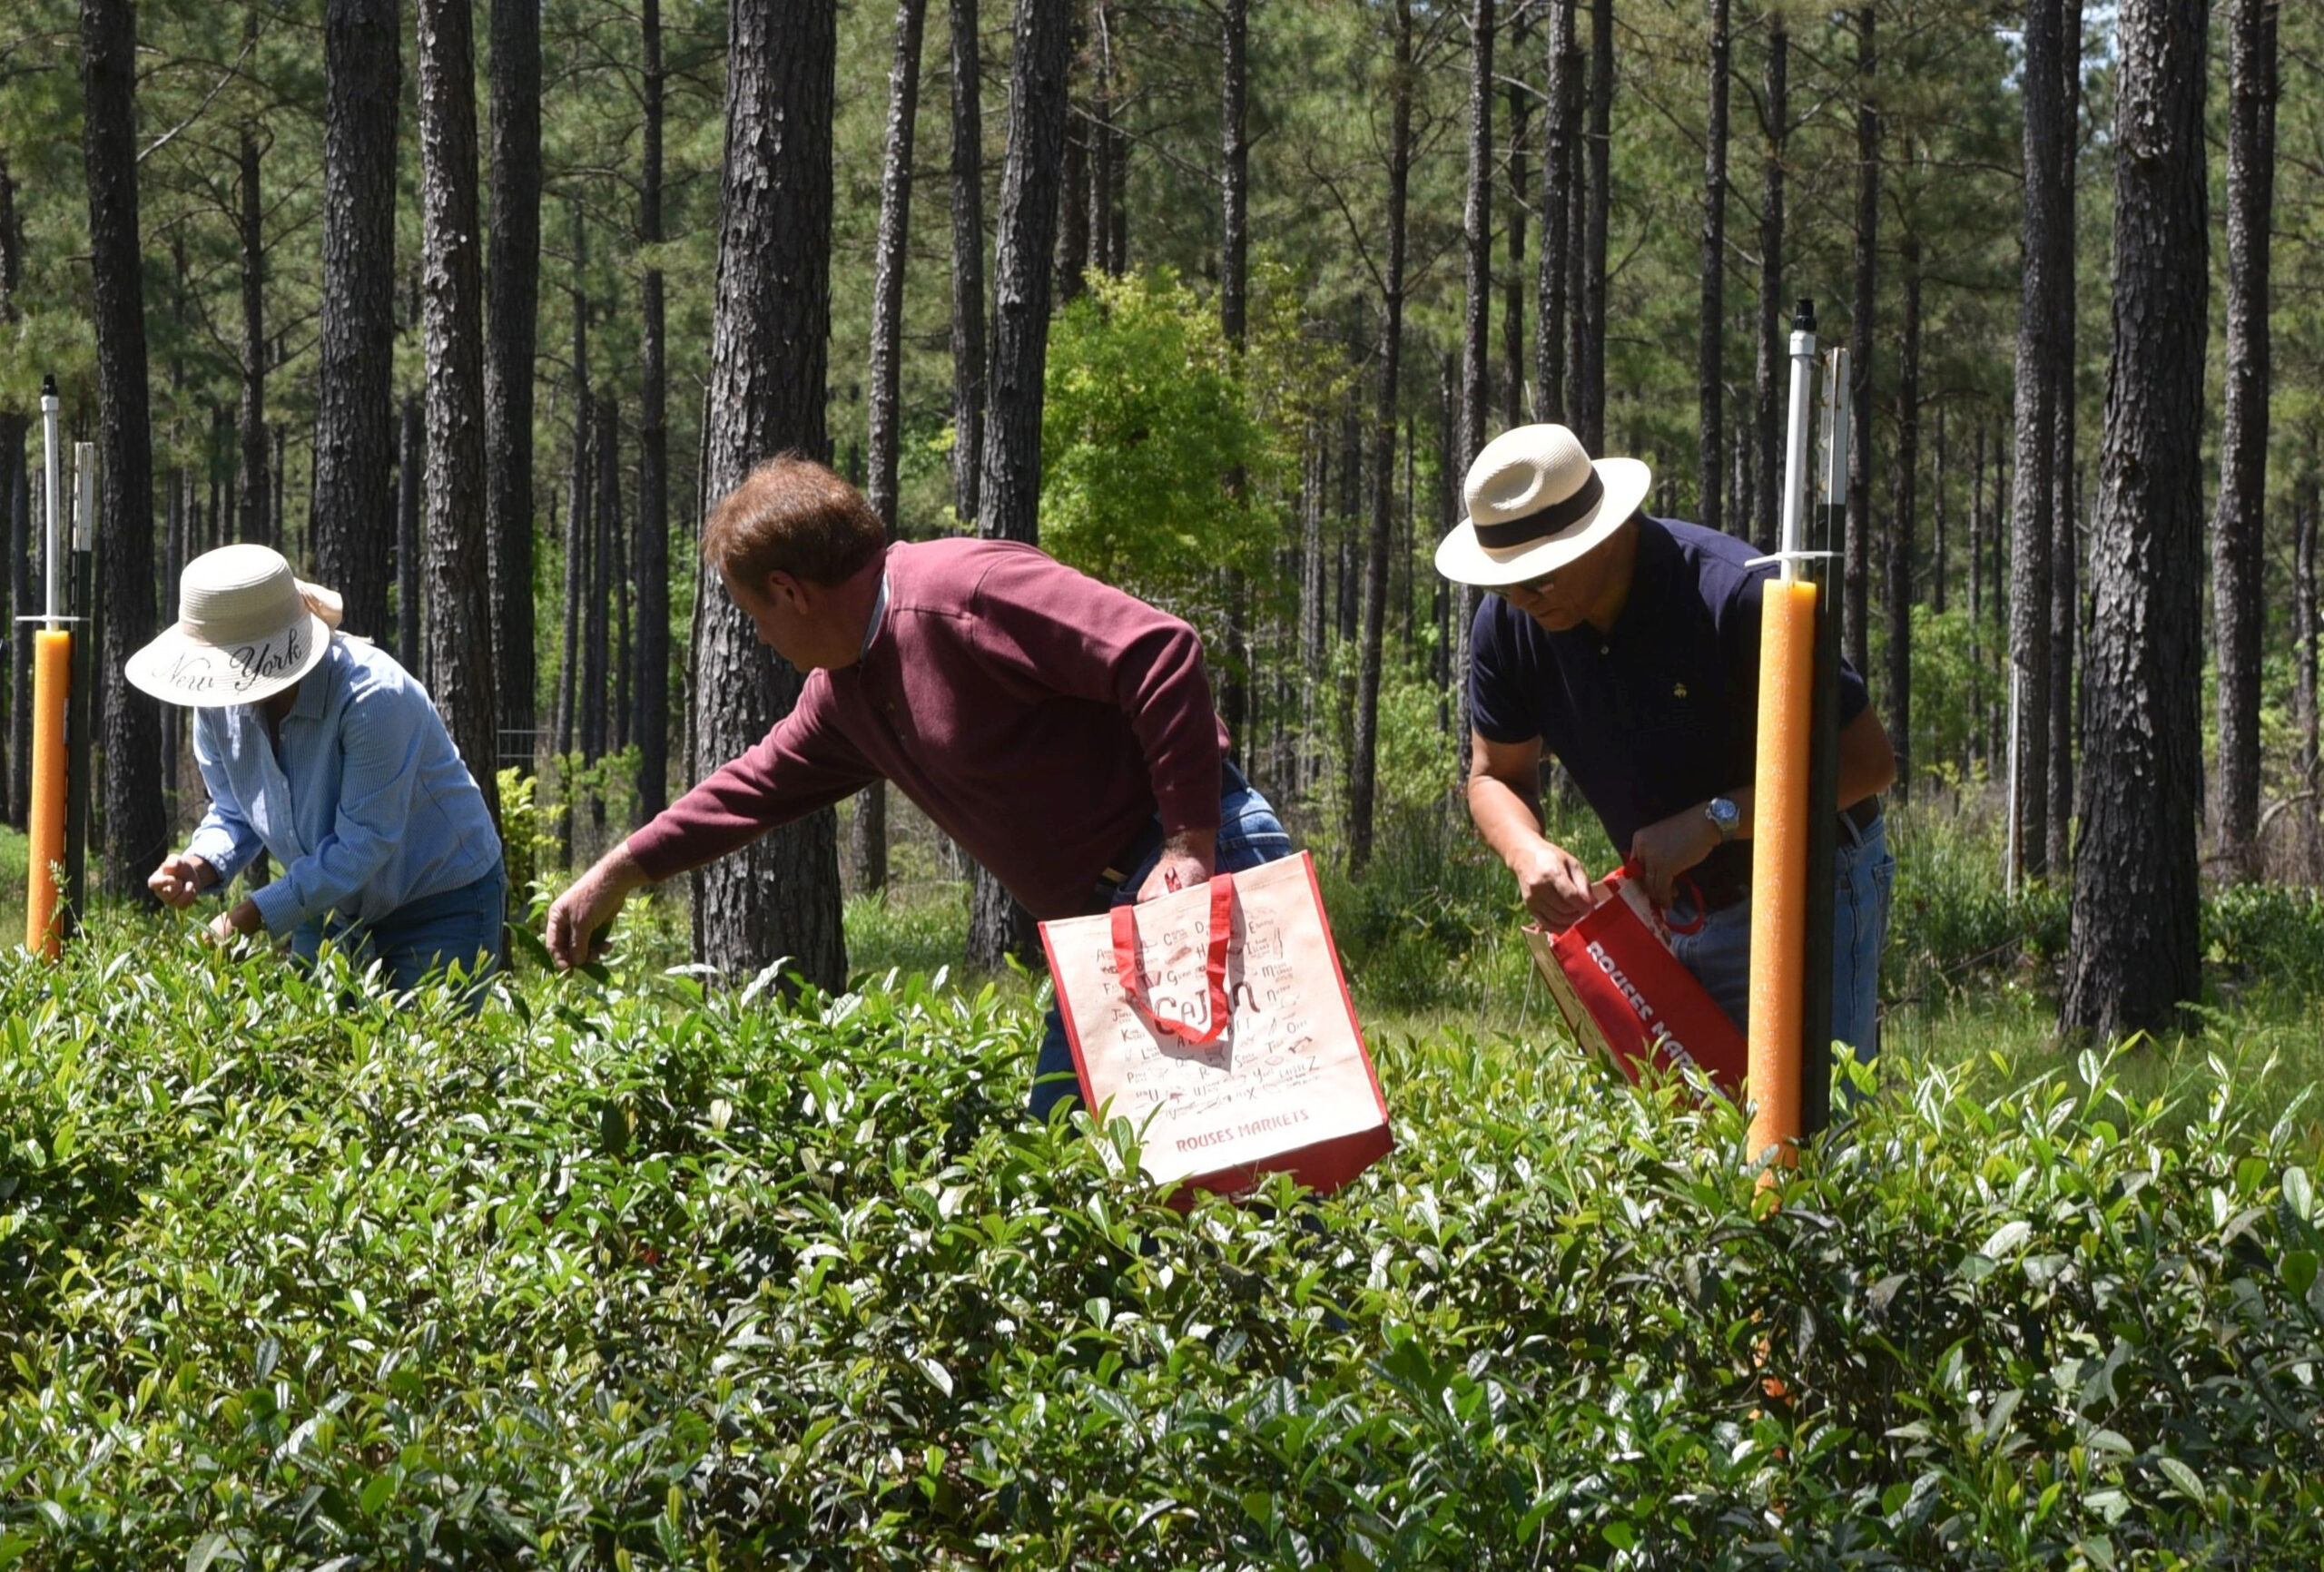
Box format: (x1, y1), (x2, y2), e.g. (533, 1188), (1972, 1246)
(1469, 516), (1869, 898)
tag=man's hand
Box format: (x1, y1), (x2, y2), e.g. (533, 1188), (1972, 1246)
(1136, 827), (1217, 903)
(148, 853), (215, 910)
(547, 843), (652, 969)
(1628, 804), (1722, 909)
(1515, 840), (1600, 930)
(204, 898), (264, 946)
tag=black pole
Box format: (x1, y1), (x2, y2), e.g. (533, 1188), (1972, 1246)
(63, 504), (94, 939)
(1798, 406), (1844, 1137)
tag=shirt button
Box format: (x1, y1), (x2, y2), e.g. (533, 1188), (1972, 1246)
(1599, 643), (1610, 655)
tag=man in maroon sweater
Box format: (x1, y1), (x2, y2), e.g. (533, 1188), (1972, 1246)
(546, 457), (1292, 1116)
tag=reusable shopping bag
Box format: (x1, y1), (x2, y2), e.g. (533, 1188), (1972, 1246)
(1039, 851), (1392, 1195)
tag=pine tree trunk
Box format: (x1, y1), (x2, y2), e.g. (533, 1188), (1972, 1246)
(2, 159), (30, 827)
(1752, 14), (1786, 554)
(1887, 231), (1919, 806)
(1931, 404), (1946, 614)
(1698, 0), (1728, 532)
(2209, 0), (2276, 880)
(2063, 0), (2210, 1044)
(688, 0), (845, 991)
(1056, 5), (1088, 304)
(1577, 0), (1611, 452)
(310, 0), (399, 642)
(237, 86), (271, 551)
(1534, 0), (1578, 427)
(2298, 465), (2319, 876)
(397, 392), (423, 672)
(2009, 0), (2069, 880)
(635, 0), (671, 820)
(585, 397), (615, 763)
(416, 0), (502, 824)
(1843, 5), (1876, 679)
(858, 0), (928, 896)
(1349, 0), (1414, 875)
(2047, 1), (2084, 877)
(4, 414), (25, 828)
(1461, 0), (1494, 468)
(1968, 419), (1984, 774)
(968, 0), (1073, 972)
(949, 0), (985, 530)
(1502, 3), (1529, 430)
(81, 0), (167, 896)
(1216, 0), (1250, 761)
(484, 0), (541, 758)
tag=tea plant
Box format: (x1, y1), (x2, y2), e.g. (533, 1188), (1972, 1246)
(2, 917), (2319, 1568)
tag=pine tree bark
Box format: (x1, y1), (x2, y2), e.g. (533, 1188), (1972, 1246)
(968, 0), (1073, 971)
(857, 0), (928, 896)
(1843, 5), (1876, 679)
(2298, 465), (2319, 874)
(1931, 405), (1946, 614)
(1698, 0), (1729, 532)
(1461, 0), (1494, 467)
(1502, 3), (1529, 430)
(484, 0), (541, 758)
(310, 0), (399, 641)
(2009, 0), (2068, 880)
(635, 0), (671, 819)
(1217, 0), (1250, 761)
(949, 0), (986, 530)
(237, 120), (271, 548)
(1752, 13), (1785, 555)
(688, 0), (844, 990)
(81, 0), (168, 897)
(1534, 0), (1579, 427)
(2046, 1), (2083, 876)
(416, 0), (502, 823)
(585, 396), (616, 763)
(397, 392), (423, 672)
(1576, 0), (1611, 452)
(1, 158), (29, 827)
(1349, 0), (1414, 874)
(2209, 0), (2276, 879)
(1888, 230), (1919, 805)
(2063, 0), (2211, 1044)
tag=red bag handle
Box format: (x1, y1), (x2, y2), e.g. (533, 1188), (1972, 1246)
(1110, 874), (1235, 1045)
(1611, 861), (1710, 936)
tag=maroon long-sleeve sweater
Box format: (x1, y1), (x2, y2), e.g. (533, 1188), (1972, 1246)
(626, 537), (1229, 919)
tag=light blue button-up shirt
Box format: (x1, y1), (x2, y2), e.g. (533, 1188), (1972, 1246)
(182, 635), (502, 937)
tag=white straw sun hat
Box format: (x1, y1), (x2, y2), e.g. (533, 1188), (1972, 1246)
(1433, 423), (1652, 588)
(124, 544), (342, 708)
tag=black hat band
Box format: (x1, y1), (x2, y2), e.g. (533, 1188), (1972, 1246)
(1473, 468), (1603, 550)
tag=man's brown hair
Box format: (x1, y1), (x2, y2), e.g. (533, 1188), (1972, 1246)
(701, 456), (887, 588)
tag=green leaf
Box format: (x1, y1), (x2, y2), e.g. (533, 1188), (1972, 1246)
(2156, 1456), (2205, 1504)
(185, 1532), (234, 1572)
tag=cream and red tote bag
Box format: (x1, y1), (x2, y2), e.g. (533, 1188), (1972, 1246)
(1039, 851), (1392, 1195)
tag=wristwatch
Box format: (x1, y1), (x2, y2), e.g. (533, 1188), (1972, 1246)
(1705, 796), (1740, 842)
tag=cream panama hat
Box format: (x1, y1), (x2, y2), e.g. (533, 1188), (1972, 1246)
(1433, 423), (1653, 588)
(124, 544), (340, 708)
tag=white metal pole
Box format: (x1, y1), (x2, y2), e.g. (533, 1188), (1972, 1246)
(1778, 303), (1819, 581)
(40, 375), (61, 629)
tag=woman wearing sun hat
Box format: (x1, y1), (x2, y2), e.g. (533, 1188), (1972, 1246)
(128, 543), (506, 998)
(1436, 423), (1897, 1067)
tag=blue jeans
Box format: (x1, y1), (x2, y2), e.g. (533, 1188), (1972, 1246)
(1665, 811), (1895, 1078)
(1029, 771), (1296, 1120)
(291, 861), (507, 1011)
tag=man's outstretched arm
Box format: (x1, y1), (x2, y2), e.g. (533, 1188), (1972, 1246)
(546, 841), (654, 969)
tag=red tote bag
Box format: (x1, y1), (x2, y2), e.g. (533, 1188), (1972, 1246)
(1521, 866), (1748, 1099)
(1039, 851), (1393, 1196)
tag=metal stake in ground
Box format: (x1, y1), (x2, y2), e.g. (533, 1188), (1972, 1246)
(24, 377), (73, 957)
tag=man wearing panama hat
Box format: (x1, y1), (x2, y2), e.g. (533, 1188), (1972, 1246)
(1438, 424), (1897, 1065)
(129, 544), (507, 1001)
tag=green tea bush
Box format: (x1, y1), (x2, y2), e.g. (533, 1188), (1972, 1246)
(4, 920), (2320, 1568)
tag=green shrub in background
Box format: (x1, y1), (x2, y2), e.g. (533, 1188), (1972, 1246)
(5, 920), (2319, 1567)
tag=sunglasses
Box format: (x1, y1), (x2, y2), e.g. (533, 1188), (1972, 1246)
(1498, 571), (1558, 598)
